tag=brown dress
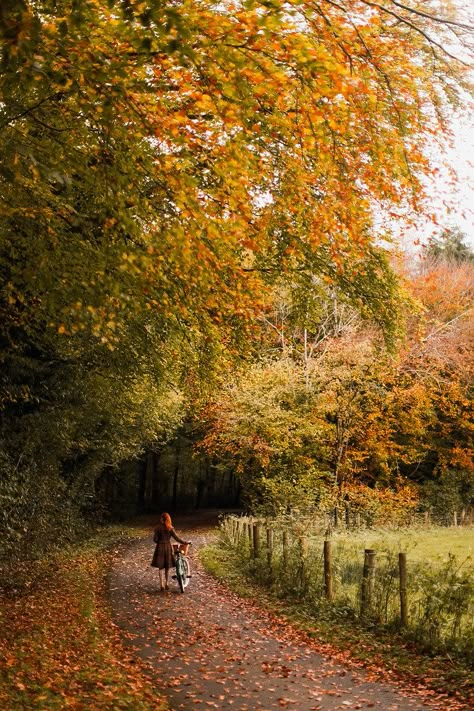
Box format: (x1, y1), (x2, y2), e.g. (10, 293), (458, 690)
(151, 524), (187, 570)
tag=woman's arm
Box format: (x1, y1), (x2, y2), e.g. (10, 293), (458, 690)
(170, 528), (190, 545)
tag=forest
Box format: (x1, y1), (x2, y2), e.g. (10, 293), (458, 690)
(1, 0), (473, 564)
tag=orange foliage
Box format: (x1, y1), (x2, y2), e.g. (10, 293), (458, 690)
(0, 546), (163, 710)
(341, 481), (420, 525)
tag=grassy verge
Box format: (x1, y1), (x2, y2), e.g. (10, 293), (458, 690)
(0, 526), (168, 711)
(199, 542), (474, 709)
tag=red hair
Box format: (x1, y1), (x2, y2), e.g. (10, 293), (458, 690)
(161, 512), (172, 531)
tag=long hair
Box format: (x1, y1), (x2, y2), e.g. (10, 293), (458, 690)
(160, 512), (172, 531)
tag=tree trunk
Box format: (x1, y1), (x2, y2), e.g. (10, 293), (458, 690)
(399, 552), (408, 628)
(151, 451), (161, 509)
(137, 457), (147, 513)
(324, 540), (334, 602)
(172, 437), (181, 510)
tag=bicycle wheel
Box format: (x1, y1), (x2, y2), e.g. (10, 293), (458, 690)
(176, 557), (185, 593)
(181, 557), (190, 590)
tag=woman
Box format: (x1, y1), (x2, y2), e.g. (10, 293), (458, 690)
(151, 513), (191, 591)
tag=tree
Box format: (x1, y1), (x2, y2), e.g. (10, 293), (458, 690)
(398, 255), (474, 510)
(1, 0), (472, 346)
(0, 313), (187, 559)
(424, 228), (474, 264)
(197, 358), (334, 514)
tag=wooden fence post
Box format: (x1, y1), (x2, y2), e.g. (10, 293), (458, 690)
(398, 552), (408, 628)
(345, 506), (350, 529)
(282, 531), (289, 569)
(247, 521), (253, 554)
(299, 536), (308, 592)
(252, 522), (260, 559)
(324, 540), (333, 602)
(453, 511), (458, 527)
(266, 527), (274, 569)
(361, 549), (376, 618)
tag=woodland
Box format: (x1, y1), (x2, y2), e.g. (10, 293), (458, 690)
(1, 0), (474, 567)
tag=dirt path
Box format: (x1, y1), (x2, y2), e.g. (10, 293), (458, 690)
(108, 514), (442, 711)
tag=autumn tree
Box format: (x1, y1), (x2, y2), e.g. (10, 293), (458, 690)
(2, 0), (472, 345)
(395, 249), (474, 516)
(197, 254), (473, 517)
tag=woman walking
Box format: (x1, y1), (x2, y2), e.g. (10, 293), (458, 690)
(151, 513), (191, 591)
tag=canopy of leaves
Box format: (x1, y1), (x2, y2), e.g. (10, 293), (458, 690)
(2, 0), (472, 347)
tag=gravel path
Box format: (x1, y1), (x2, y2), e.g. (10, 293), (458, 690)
(108, 514), (444, 711)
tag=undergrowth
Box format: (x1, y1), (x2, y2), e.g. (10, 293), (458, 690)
(0, 526), (168, 711)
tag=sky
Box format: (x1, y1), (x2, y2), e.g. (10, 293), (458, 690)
(396, 109), (474, 256)
(423, 0), (474, 246)
(398, 0), (474, 251)
(380, 112), (474, 256)
(428, 114), (474, 245)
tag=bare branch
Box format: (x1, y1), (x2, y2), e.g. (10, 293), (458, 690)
(388, 0), (473, 32)
(422, 307), (474, 343)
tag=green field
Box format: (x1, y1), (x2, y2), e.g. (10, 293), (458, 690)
(328, 526), (474, 566)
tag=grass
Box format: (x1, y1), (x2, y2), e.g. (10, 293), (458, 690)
(0, 526), (168, 711)
(328, 526), (474, 564)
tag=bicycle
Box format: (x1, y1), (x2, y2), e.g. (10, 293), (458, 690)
(172, 542), (191, 593)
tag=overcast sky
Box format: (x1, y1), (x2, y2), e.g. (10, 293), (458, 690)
(382, 111), (473, 255)
(419, 114), (474, 247)
(421, 0), (474, 246)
